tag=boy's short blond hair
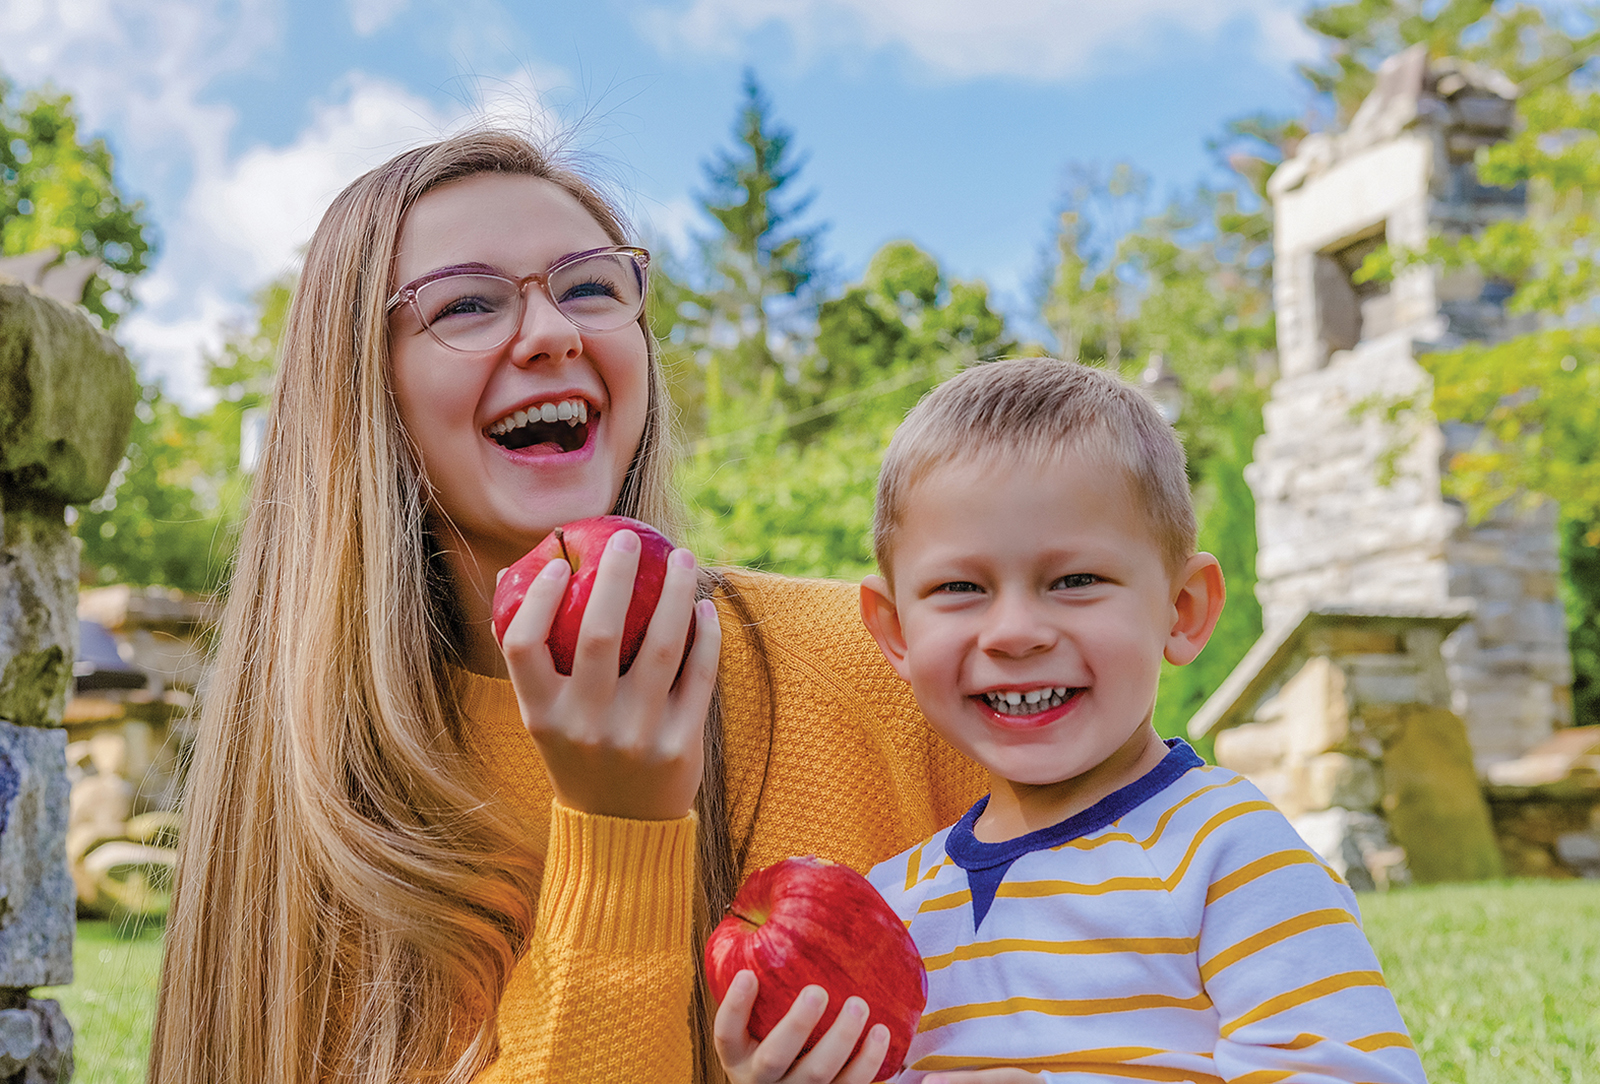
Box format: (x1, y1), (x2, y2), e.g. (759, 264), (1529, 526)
(873, 357), (1197, 579)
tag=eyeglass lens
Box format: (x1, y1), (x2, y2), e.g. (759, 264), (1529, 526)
(413, 251), (645, 350)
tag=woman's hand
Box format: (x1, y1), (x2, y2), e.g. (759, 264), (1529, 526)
(500, 528), (721, 820)
(714, 971), (892, 1084)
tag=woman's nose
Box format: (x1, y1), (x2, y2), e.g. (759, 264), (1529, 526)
(509, 283), (583, 368)
(978, 594), (1056, 657)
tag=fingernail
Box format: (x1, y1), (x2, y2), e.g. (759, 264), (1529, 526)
(537, 559), (567, 580)
(804, 986), (827, 1008)
(609, 529), (640, 553)
(670, 547), (695, 569)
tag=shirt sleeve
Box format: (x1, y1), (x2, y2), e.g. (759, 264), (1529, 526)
(473, 802), (699, 1084)
(1196, 808), (1429, 1083)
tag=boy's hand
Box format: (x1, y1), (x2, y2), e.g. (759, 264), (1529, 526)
(713, 970), (892, 1084)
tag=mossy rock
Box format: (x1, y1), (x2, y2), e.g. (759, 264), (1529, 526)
(0, 280), (136, 502)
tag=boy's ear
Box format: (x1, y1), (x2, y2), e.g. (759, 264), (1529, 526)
(860, 575), (913, 681)
(1165, 553), (1226, 666)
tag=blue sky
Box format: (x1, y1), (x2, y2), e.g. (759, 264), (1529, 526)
(2, 0), (1322, 405)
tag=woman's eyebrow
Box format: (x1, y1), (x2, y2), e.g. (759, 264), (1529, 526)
(404, 261), (502, 288)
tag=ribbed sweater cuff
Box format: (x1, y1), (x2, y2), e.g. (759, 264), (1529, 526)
(538, 801), (697, 955)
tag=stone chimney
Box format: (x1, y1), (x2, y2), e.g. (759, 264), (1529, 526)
(1251, 45), (1571, 772)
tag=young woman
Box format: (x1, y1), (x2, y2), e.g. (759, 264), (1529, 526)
(149, 130), (986, 1084)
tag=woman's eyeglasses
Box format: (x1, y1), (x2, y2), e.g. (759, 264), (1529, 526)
(386, 245), (650, 353)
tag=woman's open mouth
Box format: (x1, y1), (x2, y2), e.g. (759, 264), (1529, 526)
(487, 398), (591, 454)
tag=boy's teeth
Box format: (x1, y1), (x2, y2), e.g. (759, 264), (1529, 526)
(489, 399), (588, 435)
(984, 686), (1072, 716)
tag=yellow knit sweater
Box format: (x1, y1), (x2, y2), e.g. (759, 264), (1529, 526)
(464, 569), (987, 1083)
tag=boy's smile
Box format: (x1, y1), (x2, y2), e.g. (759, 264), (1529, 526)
(861, 449), (1223, 840)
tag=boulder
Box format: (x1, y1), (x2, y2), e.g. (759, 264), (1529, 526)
(0, 281), (136, 503)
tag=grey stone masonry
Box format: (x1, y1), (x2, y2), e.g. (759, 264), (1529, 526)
(1253, 46), (1572, 772)
(0, 268), (139, 1082)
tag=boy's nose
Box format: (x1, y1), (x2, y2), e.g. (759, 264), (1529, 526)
(978, 595), (1056, 657)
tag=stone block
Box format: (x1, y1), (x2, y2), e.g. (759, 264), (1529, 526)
(1380, 705), (1504, 883)
(1291, 807), (1410, 892)
(0, 721), (72, 987)
(1214, 721), (1287, 776)
(1280, 657), (1351, 761)
(0, 500), (77, 730)
(1310, 628), (1401, 656)
(0, 998), (71, 1082)
(0, 281), (136, 503)
(1305, 752), (1382, 811)
(1554, 832), (1600, 877)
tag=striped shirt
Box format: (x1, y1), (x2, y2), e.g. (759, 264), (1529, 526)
(866, 740), (1427, 1083)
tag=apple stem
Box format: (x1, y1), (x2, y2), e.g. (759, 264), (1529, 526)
(728, 908), (761, 927)
(554, 527), (578, 573)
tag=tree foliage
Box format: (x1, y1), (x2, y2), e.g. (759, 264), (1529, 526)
(1301, 0), (1595, 121)
(1039, 171), (1274, 748)
(76, 279), (288, 592)
(0, 72), (152, 326)
(680, 241), (1013, 577)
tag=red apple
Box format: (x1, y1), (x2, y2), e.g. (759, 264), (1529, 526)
(705, 856), (927, 1081)
(491, 515), (692, 676)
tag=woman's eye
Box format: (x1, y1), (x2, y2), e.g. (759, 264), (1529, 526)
(433, 294), (498, 320)
(1052, 574), (1099, 590)
(559, 276), (622, 302)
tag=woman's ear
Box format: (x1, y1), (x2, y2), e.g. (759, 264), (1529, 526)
(1165, 553), (1226, 666)
(860, 575), (913, 681)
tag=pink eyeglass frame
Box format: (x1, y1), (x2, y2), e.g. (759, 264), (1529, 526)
(385, 245), (651, 351)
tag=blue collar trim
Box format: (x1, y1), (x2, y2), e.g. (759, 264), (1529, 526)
(945, 738), (1204, 930)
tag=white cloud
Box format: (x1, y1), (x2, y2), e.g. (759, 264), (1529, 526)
(0, 0), (568, 407)
(349, 0), (408, 35)
(188, 75), (451, 287)
(639, 0), (1314, 82)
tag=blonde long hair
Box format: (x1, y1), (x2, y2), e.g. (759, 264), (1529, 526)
(150, 132), (749, 1083)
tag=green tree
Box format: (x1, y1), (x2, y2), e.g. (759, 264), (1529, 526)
(682, 242), (1012, 577)
(687, 71), (825, 411)
(1041, 177), (1274, 750)
(1300, 0), (1595, 121)
(0, 73), (152, 326)
(76, 278), (288, 592)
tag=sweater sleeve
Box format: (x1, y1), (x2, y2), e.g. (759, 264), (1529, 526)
(474, 802), (699, 1084)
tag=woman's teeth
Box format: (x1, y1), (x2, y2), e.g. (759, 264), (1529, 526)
(982, 686), (1073, 716)
(487, 398), (588, 437)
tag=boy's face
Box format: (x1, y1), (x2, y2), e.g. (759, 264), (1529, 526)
(861, 451), (1222, 799)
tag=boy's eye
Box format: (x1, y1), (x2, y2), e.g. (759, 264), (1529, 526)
(933, 581), (983, 594)
(1052, 573), (1099, 590)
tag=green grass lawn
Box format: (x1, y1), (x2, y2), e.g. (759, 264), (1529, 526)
(39, 880), (1600, 1084)
(1360, 879), (1600, 1084)
(40, 916), (164, 1084)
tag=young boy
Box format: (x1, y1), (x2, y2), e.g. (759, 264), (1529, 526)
(854, 358), (1426, 1084)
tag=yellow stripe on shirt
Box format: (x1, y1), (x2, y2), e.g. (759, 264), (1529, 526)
(923, 934), (1199, 972)
(1221, 971), (1388, 1038)
(920, 991), (1213, 1032)
(1198, 908), (1359, 982)
(912, 1052), (1225, 1084)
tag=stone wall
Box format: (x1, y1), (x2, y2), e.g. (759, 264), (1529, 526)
(1193, 605), (1506, 888)
(0, 276), (138, 1080)
(1254, 47), (1571, 772)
